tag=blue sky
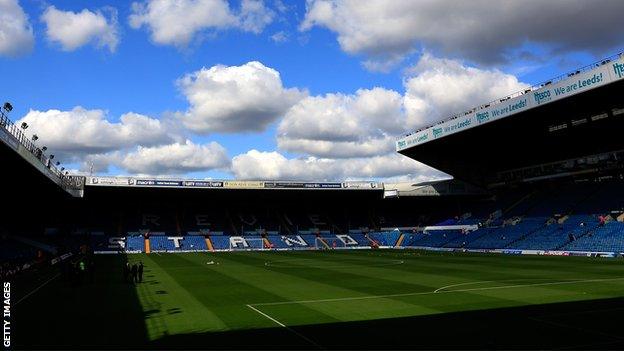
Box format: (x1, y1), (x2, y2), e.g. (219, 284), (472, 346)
(2, 0), (624, 181)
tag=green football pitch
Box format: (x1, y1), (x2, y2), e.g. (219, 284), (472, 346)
(13, 250), (624, 349)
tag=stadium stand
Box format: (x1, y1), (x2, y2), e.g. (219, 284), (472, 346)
(3, 53), (624, 259)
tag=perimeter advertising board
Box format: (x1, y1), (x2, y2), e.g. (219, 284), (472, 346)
(86, 177), (383, 190)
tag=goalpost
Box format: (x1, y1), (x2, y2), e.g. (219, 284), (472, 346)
(228, 237), (269, 251)
(315, 237), (347, 250)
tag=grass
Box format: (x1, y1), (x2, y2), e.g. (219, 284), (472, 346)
(14, 249), (624, 349)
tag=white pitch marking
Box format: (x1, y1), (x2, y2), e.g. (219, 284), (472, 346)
(433, 281), (496, 293)
(433, 278), (580, 293)
(15, 273), (61, 306)
(246, 304), (286, 327)
(246, 304), (322, 349)
(250, 276), (624, 307)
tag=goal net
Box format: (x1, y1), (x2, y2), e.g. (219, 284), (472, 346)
(315, 237), (347, 250)
(228, 237), (269, 251)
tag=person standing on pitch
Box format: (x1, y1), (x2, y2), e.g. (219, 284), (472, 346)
(131, 263), (138, 283)
(123, 262), (130, 283)
(138, 261), (144, 283)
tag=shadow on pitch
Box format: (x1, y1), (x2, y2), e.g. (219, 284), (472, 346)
(152, 297), (624, 350)
(13, 254), (151, 350)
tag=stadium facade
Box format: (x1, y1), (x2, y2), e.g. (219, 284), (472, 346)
(3, 53), (624, 263)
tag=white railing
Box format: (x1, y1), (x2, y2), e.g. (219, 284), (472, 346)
(0, 107), (84, 190)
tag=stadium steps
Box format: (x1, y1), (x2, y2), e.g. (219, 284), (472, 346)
(205, 237), (214, 251)
(175, 212), (182, 235)
(144, 238), (150, 254)
(226, 210), (238, 235)
(317, 237), (331, 249)
(277, 213), (295, 235)
(394, 234), (405, 247)
(364, 233), (379, 247)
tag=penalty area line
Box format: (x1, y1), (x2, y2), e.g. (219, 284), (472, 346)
(246, 304), (323, 349)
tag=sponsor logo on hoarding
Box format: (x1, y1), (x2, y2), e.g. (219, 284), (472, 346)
(490, 98), (528, 118)
(224, 180), (264, 189)
(614, 62), (624, 78)
(553, 73), (604, 97)
(136, 179), (183, 187)
(432, 127), (443, 138)
(543, 251), (569, 256)
(444, 118), (471, 133)
(476, 111), (489, 123)
(90, 177), (134, 186)
(184, 181), (223, 188)
(397, 140), (406, 149)
(342, 182), (379, 189)
(534, 90), (551, 104)
(264, 182), (342, 189)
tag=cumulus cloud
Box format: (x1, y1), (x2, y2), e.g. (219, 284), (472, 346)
(18, 107), (231, 175)
(18, 107), (174, 161)
(232, 150), (446, 181)
(301, 0), (624, 69)
(269, 53), (529, 181)
(177, 61), (305, 133)
(42, 6), (119, 52)
(118, 140), (230, 175)
(0, 0), (34, 57)
(276, 54), (527, 158)
(403, 54), (528, 128)
(129, 0), (273, 47)
(277, 88), (404, 158)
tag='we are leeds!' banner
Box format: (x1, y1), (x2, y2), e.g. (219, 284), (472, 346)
(397, 56), (624, 151)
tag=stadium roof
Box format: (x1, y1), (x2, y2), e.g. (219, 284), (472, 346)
(397, 53), (624, 187)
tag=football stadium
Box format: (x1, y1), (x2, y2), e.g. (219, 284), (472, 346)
(2, 51), (624, 349)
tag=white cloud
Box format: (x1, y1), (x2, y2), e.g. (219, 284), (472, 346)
(277, 54), (528, 160)
(270, 31), (288, 43)
(232, 150), (446, 181)
(0, 0), (34, 57)
(119, 140), (230, 175)
(129, 0), (274, 47)
(178, 61), (305, 133)
(18, 107), (174, 161)
(239, 0), (274, 34)
(403, 53), (528, 128)
(42, 6), (119, 52)
(277, 87), (404, 158)
(301, 0), (624, 69)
